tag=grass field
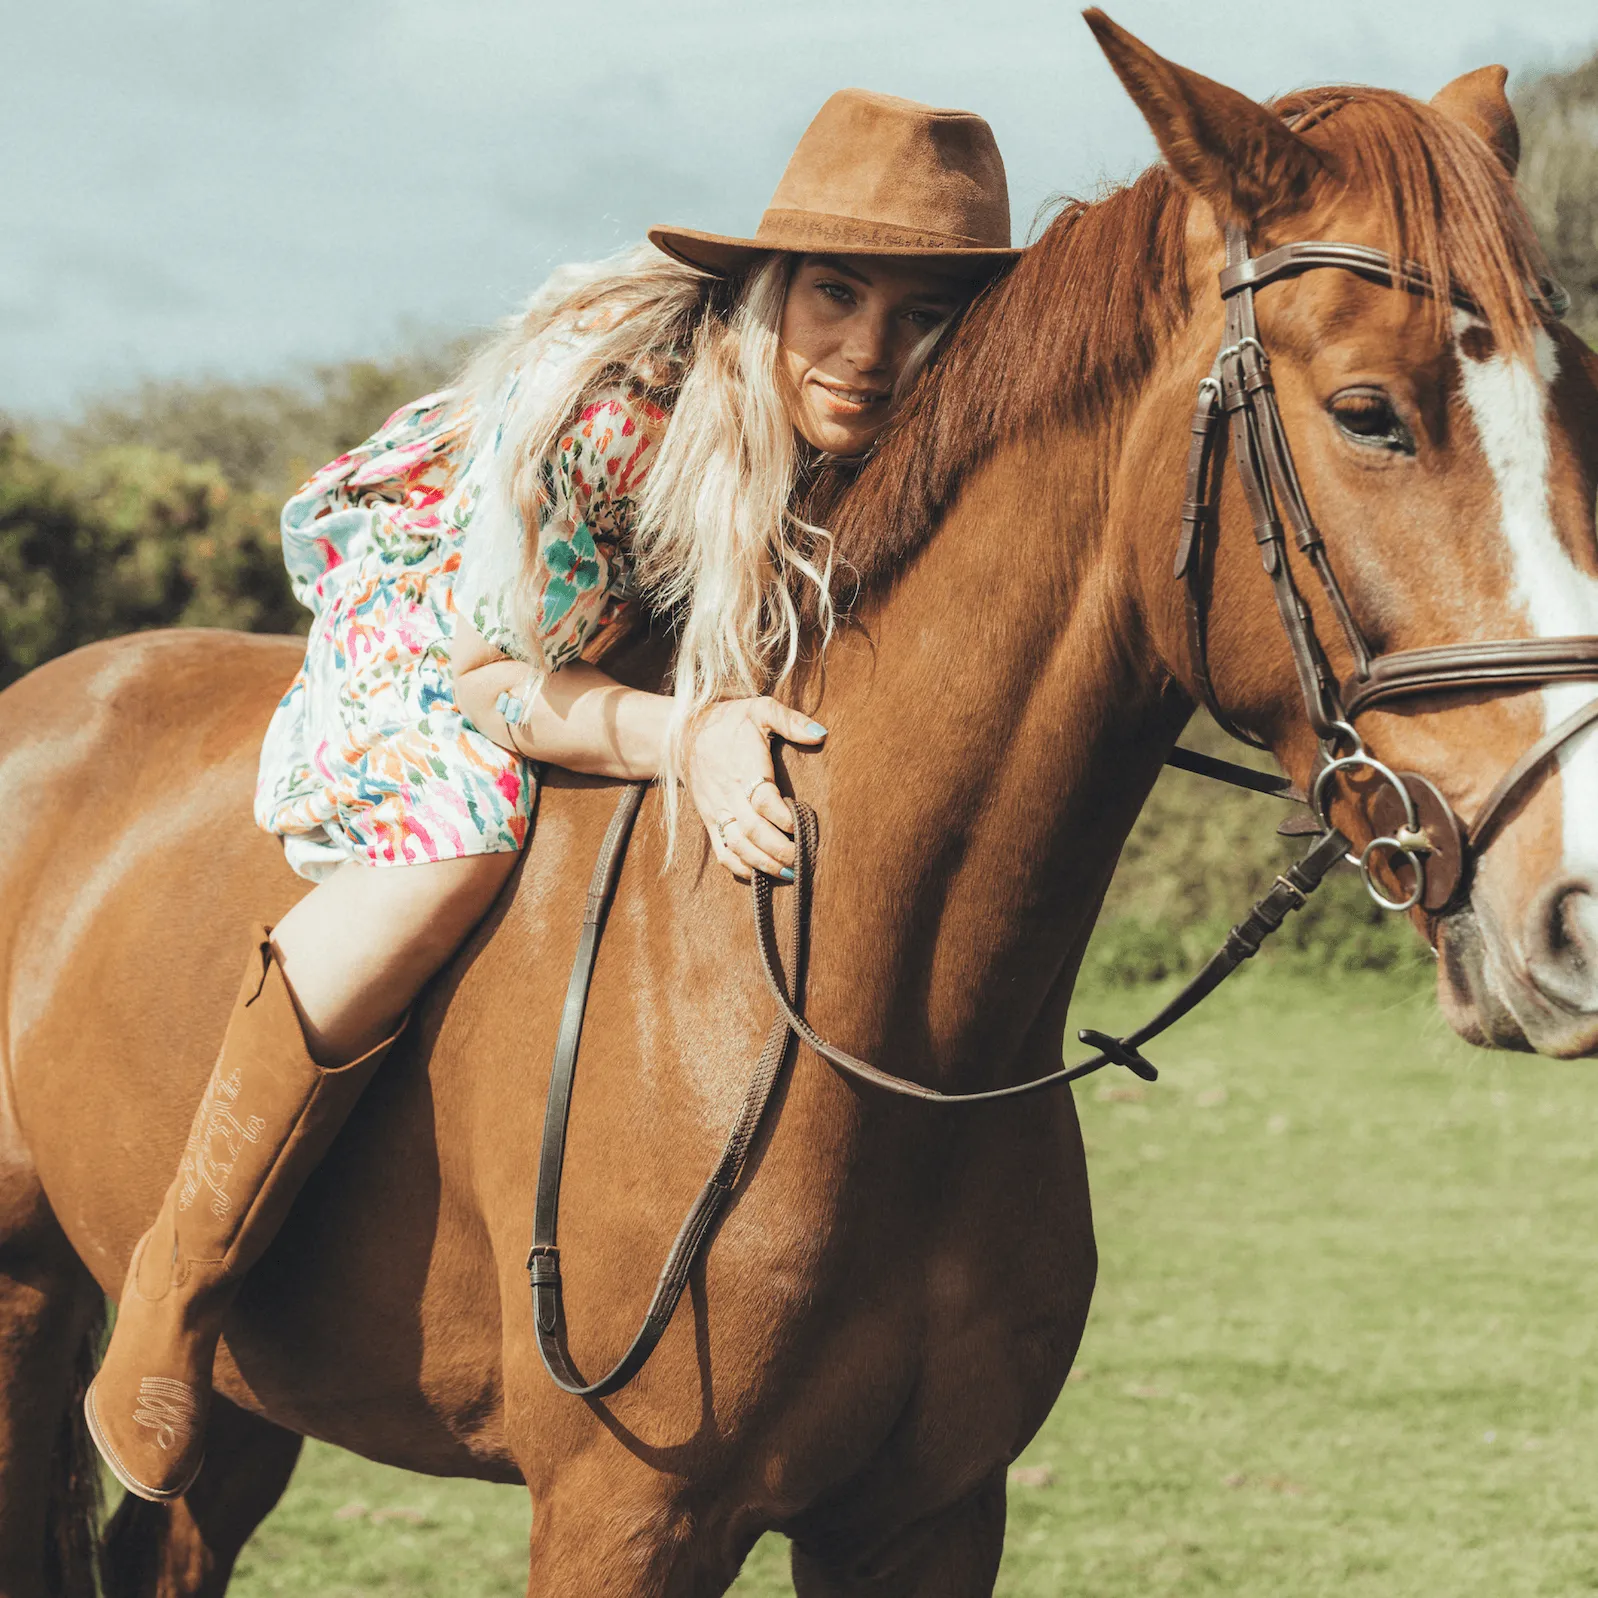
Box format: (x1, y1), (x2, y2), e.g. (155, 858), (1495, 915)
(219, 961), (1598, 1597)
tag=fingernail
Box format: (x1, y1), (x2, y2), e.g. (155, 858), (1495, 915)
(779, 867), (795, 881)
(805, 721), (828, 737)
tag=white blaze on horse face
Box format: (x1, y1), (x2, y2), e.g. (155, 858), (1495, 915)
(1455, 316), (1598, 881)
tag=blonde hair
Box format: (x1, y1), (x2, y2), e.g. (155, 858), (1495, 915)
(459, 242), (951, 845)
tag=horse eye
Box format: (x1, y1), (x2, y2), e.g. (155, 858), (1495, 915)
(1328, 387), (1415, 454)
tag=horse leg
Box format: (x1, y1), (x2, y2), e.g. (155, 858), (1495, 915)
(101, 1398), (303, 1598)
(523, 1463), (747, 1598)
(0, 1191), (103, 1598)
(788, 1472), (1008, 1598)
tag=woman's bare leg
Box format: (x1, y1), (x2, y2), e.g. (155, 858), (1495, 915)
(269, 851), (521, 1065)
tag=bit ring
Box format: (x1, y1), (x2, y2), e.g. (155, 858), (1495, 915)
(1359, 835), (1427, 913)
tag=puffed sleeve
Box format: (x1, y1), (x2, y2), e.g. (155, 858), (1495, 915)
(453, 380), (668, 674)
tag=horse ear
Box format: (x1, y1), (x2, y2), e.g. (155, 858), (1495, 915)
(1082, 8), (1324, 228)
(1431, 66), (1520, 175)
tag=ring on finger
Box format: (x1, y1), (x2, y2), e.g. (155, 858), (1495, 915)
(745, 774), (772, 805)
(714, 814), (736, 848)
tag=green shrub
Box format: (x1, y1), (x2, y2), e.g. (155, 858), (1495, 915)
(74, 445), (303, 637)
(0, 429), (303, 689)
(1517, 54), (1598, 346)
(0, 429), (95, 683)
(61, 347), (468, 501)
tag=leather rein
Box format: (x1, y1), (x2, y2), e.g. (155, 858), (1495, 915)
(528, 228), (1592, 1398)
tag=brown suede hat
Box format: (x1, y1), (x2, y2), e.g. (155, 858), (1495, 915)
(649, 88), (1020, 275)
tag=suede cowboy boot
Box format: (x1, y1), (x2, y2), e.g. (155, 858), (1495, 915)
(85, 927), (406, 1502)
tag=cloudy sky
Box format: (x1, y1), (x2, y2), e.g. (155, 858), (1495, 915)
(7, 0), (1596, 417)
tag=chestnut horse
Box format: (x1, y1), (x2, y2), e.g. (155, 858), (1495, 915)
(5, 15), (1597, 1596)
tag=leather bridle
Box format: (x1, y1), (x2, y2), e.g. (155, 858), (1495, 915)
(525, 222), (1597, 1400)
(1180, 223), (1595, 917)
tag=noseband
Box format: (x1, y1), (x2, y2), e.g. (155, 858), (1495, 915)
(1180, 223), (1594, 917)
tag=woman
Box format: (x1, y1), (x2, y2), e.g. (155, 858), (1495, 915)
(86, 87), (1021, 1502)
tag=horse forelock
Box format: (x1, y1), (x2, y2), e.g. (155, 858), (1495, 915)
(812, 82), (1550, 625)
(1270, 85), (1547, 349)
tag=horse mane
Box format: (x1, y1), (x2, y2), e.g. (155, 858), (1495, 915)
(816, 83), (1548, 609)
(811, 161), (1192, 606)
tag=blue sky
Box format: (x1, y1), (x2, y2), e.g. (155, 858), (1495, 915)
(7, 0), (1595, 416)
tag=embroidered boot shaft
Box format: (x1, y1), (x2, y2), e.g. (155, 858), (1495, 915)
(85, 928), (405, 1502)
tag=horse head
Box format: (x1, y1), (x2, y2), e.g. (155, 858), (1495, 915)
(1087, 12), (1598, 1057)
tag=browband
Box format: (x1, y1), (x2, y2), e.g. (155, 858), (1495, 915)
(1218, 240), (1570, 321)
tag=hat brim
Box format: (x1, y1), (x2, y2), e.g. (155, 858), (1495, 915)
(648, 225), (1022, 278)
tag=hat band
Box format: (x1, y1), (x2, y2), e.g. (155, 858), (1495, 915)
(751, 208), (1008, 252)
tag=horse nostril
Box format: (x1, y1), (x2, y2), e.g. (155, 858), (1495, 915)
(1525, 881), (1598, 1015)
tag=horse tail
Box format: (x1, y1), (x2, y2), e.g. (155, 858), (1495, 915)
(43, 1295), (106, 1598)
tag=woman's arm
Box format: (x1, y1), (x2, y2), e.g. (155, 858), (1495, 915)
(451, 619), (669, 780)
(450, 618), (827, 879)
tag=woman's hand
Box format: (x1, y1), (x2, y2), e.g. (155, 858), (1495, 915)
(687, 697), (827, 880)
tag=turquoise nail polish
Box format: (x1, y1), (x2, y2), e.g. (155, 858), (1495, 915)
(805, 721), (828, 738)
(779, 867), (795, 882)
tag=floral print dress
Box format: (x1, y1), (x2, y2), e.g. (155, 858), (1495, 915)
(254, 376), (668, 881)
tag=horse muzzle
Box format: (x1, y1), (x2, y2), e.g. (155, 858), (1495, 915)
(1438, 885), (1598, 1059)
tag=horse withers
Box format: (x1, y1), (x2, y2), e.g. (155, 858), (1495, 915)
(3, 13), (1597, 1596)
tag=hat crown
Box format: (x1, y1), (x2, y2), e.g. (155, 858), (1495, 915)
(761, 88), (1012, 249)
(648, 86), (1019, 273)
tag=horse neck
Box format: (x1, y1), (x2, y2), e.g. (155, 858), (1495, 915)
(799, 407), (1187, 1089)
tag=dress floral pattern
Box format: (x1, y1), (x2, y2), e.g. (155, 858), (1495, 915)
(254, 378), (668, 881)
